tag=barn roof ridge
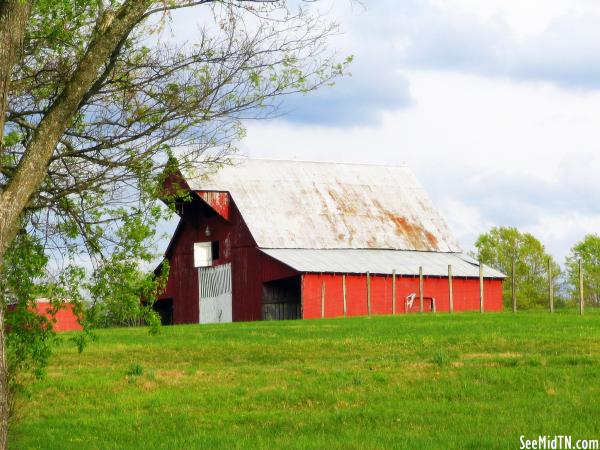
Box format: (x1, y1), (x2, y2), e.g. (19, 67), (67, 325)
(257, 246), (461, 253)
(224, 156), (409, 168)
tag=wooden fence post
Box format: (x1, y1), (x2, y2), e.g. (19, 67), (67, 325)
(479, 261), (484, 313)
(579, 259), (584, 316)
(321, 280), (325, 319)
(548, 258), (554, 313)
(366, 271), (371, 316)
(392, 270), (397, 315)
(419, 266), (424, 313)
(512, 256), (517, 313)
(448, 265), (454, 314)
(342, 274), (347, 318)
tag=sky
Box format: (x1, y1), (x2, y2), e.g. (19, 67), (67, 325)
(170, 0), (600, 262)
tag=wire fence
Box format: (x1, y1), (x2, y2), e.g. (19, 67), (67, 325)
(506, 257), (587, 315)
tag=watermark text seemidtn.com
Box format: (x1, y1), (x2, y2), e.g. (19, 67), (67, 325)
(520, 435), (599, 450)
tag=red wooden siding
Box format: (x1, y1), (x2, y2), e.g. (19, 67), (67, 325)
(158, 192), (299, 324)
(301, 273), (503, 319)
(35, 302), (82, 332)
(158, 194), (233, 324)
(197, 191), (230, 220)
(159, 217), (200, 323)
(229, 205), (298, 322)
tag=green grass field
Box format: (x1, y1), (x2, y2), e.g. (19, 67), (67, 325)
(10, 312), (600, 449)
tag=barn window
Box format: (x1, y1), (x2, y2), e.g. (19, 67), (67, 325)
(211, 241), (220, 260)
(193, 242), (212, 267)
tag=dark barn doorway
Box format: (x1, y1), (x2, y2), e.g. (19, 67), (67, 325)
(262, 276), (301, 320)
(153, 298), (174, 325)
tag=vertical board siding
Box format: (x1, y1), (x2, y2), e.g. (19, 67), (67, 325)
(196, 191), (230, 220)
(301, 273), (503, 319)
(160, 193), (299, 324)
(262, 303), (301, 320)
(33, 302), (82, 332)
(163, 219), (200, 324)
(371, 275), (392, 315)
(346, 274), (369, 317)
(326, 275), (344, 318)
(231, 246), (262, 322)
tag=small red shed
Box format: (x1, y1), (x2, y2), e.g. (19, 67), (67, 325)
(8, 299), (83, 332)
(155, 159), (504, 324)
(34, 299), (83, 332)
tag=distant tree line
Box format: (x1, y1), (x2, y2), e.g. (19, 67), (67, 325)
(473, 227), (600, 309)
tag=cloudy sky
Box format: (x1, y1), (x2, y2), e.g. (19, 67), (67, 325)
(174, 0), (600, 261)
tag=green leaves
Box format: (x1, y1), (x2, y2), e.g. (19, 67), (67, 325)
(473, 226), (560, 309)
(87, 257), (163, 330)
(0, 233), (48, 304)
(474, 227), (600, 309)
(566, 234), (600, 305)
(1, 234), (55, 391)
(85, 203), (169, 331)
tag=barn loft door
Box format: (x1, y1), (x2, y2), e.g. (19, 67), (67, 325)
(198, 263), (232, 324)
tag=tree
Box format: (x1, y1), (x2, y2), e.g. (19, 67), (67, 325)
(0, 0), (347, 445)
(473, 226), (560, 310)
(565, 234), (600, 306)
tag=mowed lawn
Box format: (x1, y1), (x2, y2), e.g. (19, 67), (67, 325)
(10, 312), (600, 449)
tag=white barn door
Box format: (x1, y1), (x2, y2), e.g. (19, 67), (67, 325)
(198, 263), (232, 324)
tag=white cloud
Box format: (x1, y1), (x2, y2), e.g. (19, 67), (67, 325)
(525, 213), (600, 261)
(242, 70), (600, 260)
(431, 0), (573, 37)
(436, 198), (493, 254)
(400, 2), (600, 90)
(166, 0), (600, 126)
(160, 1), (600, 263)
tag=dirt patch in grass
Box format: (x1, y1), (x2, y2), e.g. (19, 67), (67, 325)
(461, 352), (522, 359)
(141, 381), (158, 391)
(155, 369), (187, 385)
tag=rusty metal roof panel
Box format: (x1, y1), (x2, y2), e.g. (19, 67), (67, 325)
(185, 158), (461, 252)
(260, 249), (506, 278)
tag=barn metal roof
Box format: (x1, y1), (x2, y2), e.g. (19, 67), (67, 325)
(260, 249), (506, 278)
(185, 159), (462, 252)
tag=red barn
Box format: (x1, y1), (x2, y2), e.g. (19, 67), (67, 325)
(155, 159), (504, 324)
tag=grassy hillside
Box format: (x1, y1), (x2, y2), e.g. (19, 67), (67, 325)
(11, 312), (600, 449)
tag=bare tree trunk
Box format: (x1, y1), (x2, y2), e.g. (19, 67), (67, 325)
(0, 2), (33, 447)
(0, 0), (32, 176)
(0, 1), (154, 446)
(0, 0), (29, 132)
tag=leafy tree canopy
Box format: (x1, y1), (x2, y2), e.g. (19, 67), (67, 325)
(0, 0), (348, 439)
(565, 234), (600, 306)
(473, 226), (560, 309)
